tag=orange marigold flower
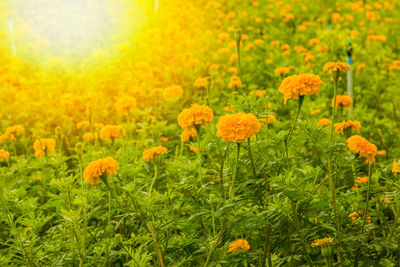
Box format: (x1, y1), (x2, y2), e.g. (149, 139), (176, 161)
(100, 125), (126, 140)
(356, 64), (366, 71)
(259, 114), (276, 125)
(274, 67), (290, 76)
(333, 95), (353, 109)
(189, 146), (198, 153)
(83, 157), (119, 185)
(355, 176), (368, 184)
(163, 85), (183, 98)
(228, 239), (250, 253)
(393, 160), (400, 173)
(33, 138), (56, 158)
(160, 137), (168, 143)
(194, 77), (207, 88)
(278, 73), (323, 104)
(249, 90), (266, 98)
(3, 124), (25, 140)
(229, 76), (242, 88)
(177, 104), (214, 131)
(143, 146), (168, 162)
(180, 128), (197, 142)
(115, 97), (136, 115)
(317, 118), (331, 126)
(367, 35), (387, 42)
(0, 148), (10, 162)
(311, 237), (333, 248)
(346, 135), (377, 163)
(77, 121), (90, 129)
(334, 120), (361, 134)
(83, 132), (97, 141)
(217, 113), (261, 143)
(323, 62), (351, 72)
(310, 109), (321, 115)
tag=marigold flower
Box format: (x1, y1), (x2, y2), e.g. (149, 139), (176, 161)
(393, 160), (400, 173)
(249, 90), (266, 98)
(367, 35), (387, 42)
(115, 97), (136, 115)
(189, 146), (198, 153)
(308, 38), (319, 46)
(77, 120), (90, 129)
(83, 157), (119, 185)
(3, 125), (25, 140)
(160, 137), (168, 143)
(259, 114), (276, 125)
(177, 104), (214, 131)
(355, 176), (368, 184)
(357, 64), (366, 71)
(278, 73), (323, 104)
(333, 95), (353, 109)
(310, 109), (321, 115)
(163, 85), (183, 98)
(334, 120), (361, 134)
(274, 67), (290, 76)
(229, 76), (242, 88)
(33, 138), (56, 158)
(100, 125), (126, 140)
(83, 132), (97, 141)
(348, 211), (371, 223)
(317, 118), (331, 126)
(143, 146), (168, 162)
(194, 77), (207, 88)
(180, 128), (197, 142)
(228, 239), (250, 253)
(217, 113), (261, 143)
(94, 123), (104, 129)
(323, 62), (351, 72)
(311, 237), (333, 248)
(0, 148), (10, 162)
(346, 135), (377, 163)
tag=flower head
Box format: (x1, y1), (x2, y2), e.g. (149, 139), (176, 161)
(229, 76), (242, 88)
(164, 85), (184, 98)
(333, 95), (353, 109)
(180, 128), (197, 142)
(0, 149), (10, 162)
(393, 160), (400, 173)
(310, 109), (321, 115)
(217, 113), (261, 143)
(194, 77), (207, 88)
(143, 146), (168, 162)
(83, 132), (97, 141)
(323, 62), (351, 72)
(3, 125), (25, 140)
(278, 73), (323, 104)
(177, 104), (214, 131)
(100, 125), (126, 140)
(33, 138), (56, 158)
(317, 118), (331, 126)
(83, 157), (119, 185)
(347, 135), (377, 163)
(311, 237), (333, 248)
(259, 114), (276, 125)
(228, 239), (250, 253)
(115, 97), (136, 116)
(77, 120), (90, 129)
(334, 120), (361, 134)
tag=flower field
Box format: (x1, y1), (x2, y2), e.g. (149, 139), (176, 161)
(1, 0), (400, 266)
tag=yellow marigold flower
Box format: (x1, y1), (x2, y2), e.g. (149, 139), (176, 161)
(33, 138), (56, 158)
(357, 64), (366, 71)
(333, 95), (353, 109)
(254, 39), (264, 45)
(228, 67), (238, 74)
(115, 97), (136, 115)
(142, 146), (168, 162)
(0, 148), (10, 162)
(280, 44), (290, 51)
(189, 146), (198, 153)
(194, 77), (207, 88)
(249, 90), (266, 98)
(217, 32), (230, 42)
(355, 176), (368, 184)
(94, 123), (104, 129)
(334, 120), (361, 134)
(228, 239), (250, 253)
(323, 62), (351, 72)
(180, 128), (197, 142)
(311, 237), (333, 248)
(83, 157), (119, 185)
(229, 76), (242, 88)
(0, 135), (8, 142)
(274, 67), (290, 76)
(278, 73), (323, 104)
(217, 113), (261, 143)
(100, 125), (126, 140)
(177, 104), (214, 131)
(163, 85), (183, 98)
(77, 120), (90, 129)
(229, 54), (238, 62)
(83, 132), (97, 141)
(318, 44), (328, 52)
(310, 109), (321, 115)
(3, 124), (25, 140)
(259, 114), (276, 125)
(347, 135), (377, 163)
(393, 160), (400, 173)
(367, 35), (387, 42)
(308, 38), (319, 46)
(317, 118), (331, 126)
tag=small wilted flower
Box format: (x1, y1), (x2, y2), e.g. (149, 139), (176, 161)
(0, 148), (10, 162)
(311, 237), (333, 248)
(333, 95), (353, 109)
(323, 62), (351, 72)
(217, 113), (261, 143)
(115, 97), (136, 116)
(177, 104), (214, 131)
(393, 160), (400, 173)
(100, 125), (126, 140)
(33, 138), (56, 158)
(83, 157), (119, 185)
(278, 73), (323, 104)
(143, 146), (168, 162)
(317, 118), (331, 126)
(347, 135), (377, 163)
(334, 120), (361, 134)
(228, 239), (250, 253)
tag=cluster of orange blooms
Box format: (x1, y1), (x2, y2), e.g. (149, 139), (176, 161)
(347, 135), (377, 163)
(323, 62), (351, 73)
(0, 125), (25, 142)
(334, 120), (361, 134)
(33, 138), (56, 158)
(278, 73), (323, 104)
(0, 148), (10, 162)
(142, 146), (168, 162)
(177, 104), (214, 131)
(217, 112), (261, 143)
(83, 157), (119, 185)
(227, 239), (250, 253)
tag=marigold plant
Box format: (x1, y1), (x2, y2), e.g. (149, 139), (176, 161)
(217, 112), (261, 143)
(177, 104), (214, 131)
(347, 135), (377, 163)
(142, 146), (168, 162)
(278, 73), (323, 103)
(83, 157), (119, 185)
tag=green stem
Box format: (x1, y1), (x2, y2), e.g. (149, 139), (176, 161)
(196, 128), (203, 187)
(219, 143), (230, 199)
(149, 161), (158, 197)
(285, 95), (304, 159)
(292, 201), (314, 267)
(247, 138), (256, 179)
(229, 143), (241, 199)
